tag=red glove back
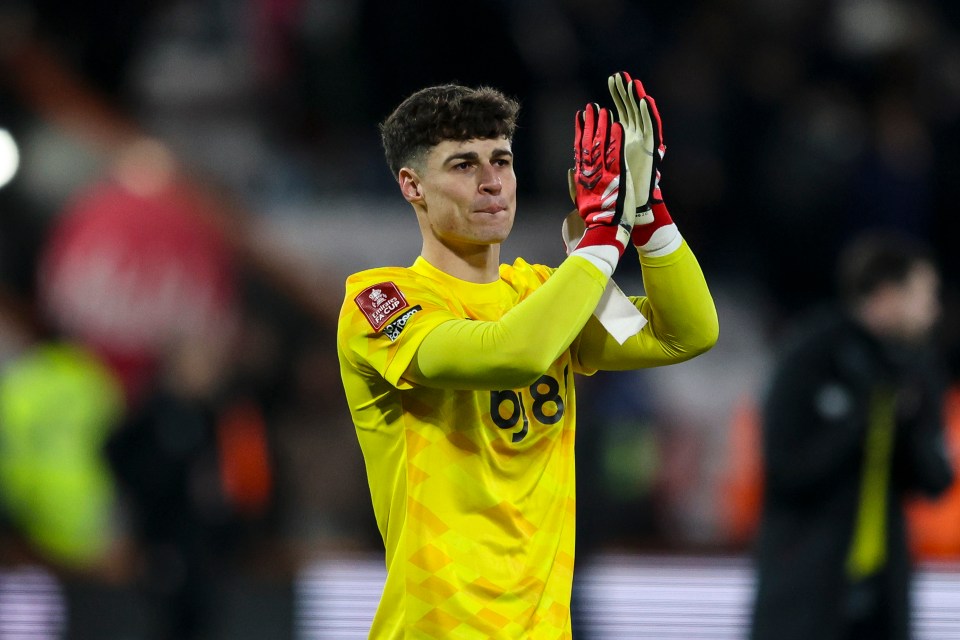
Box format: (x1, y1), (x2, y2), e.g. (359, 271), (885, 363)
(571, 104), (630, 256)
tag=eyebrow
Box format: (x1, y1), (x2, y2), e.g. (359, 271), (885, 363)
(442, 148), (514, 166)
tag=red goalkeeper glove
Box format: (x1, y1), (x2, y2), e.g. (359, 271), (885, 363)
(567, 103), (634, 273)
(608, 72), (680, 256)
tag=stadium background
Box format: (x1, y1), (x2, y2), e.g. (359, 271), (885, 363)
(1, 0), (960, 637)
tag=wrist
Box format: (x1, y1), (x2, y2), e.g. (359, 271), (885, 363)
(570, 245), (616, 277)
(632, 200), (680, 256)
(636, 223), (682, 256)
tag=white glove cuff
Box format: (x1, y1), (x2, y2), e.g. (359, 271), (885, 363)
(563, 211), (647, 344)
(637, 223), (682, 257)
(569, 246), (616, 277)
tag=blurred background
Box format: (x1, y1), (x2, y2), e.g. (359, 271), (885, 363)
(1, 0), (960, 637)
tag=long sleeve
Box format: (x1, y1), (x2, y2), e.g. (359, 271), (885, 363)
(895, 349), (954, 498)
(761, 317), (871, 503)
(406, 255), (607, 389)
(577, 240), (719, 372)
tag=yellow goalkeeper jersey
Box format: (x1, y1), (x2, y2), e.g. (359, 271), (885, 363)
(339, 256), (586, 639)
(338, 242), (718, 639)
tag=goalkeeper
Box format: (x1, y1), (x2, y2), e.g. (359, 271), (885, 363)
(337, 72), (718, 639)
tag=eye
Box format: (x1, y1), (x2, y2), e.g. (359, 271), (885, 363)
(453, 161), (473, 171)
(494, 158), (512, 168)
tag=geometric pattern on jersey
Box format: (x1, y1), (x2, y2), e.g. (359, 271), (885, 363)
(338, 256), (581, 639)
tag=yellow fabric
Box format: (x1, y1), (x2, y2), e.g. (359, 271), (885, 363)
(337, 243), (717, 639)
(409, 256), (607, 389)
(578, 240), (719, 371)
(846, 388), (897, 579)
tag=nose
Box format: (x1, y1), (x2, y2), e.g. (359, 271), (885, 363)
(479, 165), (502, 194)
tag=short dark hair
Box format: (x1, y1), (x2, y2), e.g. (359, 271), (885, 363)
(837, 229), (935, 306)
(379, 84), (520, 177)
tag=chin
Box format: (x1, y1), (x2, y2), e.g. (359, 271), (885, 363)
(479, 221), (513, 242)
(489, 227), (513, 244)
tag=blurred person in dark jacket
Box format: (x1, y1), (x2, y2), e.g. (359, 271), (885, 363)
(106, 321), (277, 640)
(750, 229), (954, 640)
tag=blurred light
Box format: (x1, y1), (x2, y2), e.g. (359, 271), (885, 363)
(296, 553), (960, 639)
(0, 128), (20, 189)
(0, 566), (66, 638)
(833, 0), (921, 57)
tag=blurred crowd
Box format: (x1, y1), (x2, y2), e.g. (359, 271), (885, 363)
(1, 0), (960, 637)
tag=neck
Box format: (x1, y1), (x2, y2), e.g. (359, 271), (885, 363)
(420, 241), (501, 284)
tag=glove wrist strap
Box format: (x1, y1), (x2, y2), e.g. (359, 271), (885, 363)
(637, 224), (682, 257)
(570, 246), (616, 276)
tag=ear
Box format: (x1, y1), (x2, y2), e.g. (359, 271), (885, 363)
(398, 168), (424, 203)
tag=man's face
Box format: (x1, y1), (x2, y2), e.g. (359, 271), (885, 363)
(402, 137), (517, 250)
(896, 263), (941, 341)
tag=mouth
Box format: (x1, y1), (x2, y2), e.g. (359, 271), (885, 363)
(476, 204), (508, 214)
